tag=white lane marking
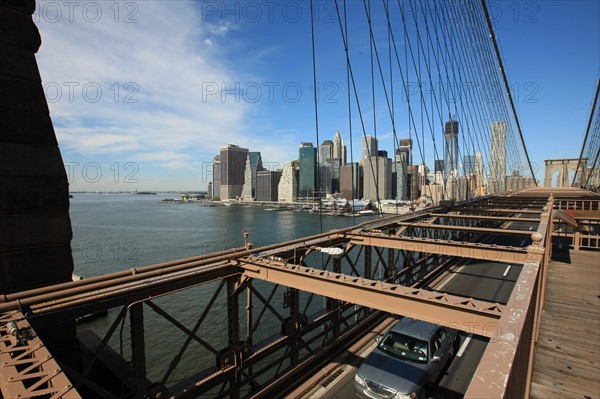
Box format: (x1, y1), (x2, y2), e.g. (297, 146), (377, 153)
(456, 333), (472, 358)
(436, 263), (467, 291)
(502, 265), (512, 278)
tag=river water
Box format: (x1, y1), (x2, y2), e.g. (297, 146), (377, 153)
(70, 194), (374, 386)
(70, 195), (364, 276)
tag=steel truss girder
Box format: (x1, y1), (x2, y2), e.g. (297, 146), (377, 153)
(4, 265), (240, 320)
(171, 301), (376, 398)
(348, 233), (529, 263)
(429, 213), (541, 223)
(452, 207), (543, 214)
(237, 257), (503, 338)
(472, 198), (547, 203)
(389, 222), (535, 236)
(0, 312), (82, 399)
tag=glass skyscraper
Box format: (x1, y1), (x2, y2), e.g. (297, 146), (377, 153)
(299, 142), (317, 198)
(489, 121), (507, 193)
(444, 120), (459, 180)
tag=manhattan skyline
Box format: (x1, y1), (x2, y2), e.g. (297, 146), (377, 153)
(34, 1), (599, 191)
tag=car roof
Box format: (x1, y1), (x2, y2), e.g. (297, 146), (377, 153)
(389, 317), (441, 341)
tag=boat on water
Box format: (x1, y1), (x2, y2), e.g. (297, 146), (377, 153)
(265, 207), (287, 211)
(358, 210), (375, 215)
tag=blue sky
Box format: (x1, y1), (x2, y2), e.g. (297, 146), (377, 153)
(35, 1), (599, 191)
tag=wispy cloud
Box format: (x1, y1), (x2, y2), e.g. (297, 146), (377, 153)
(35, 1), (253, 182)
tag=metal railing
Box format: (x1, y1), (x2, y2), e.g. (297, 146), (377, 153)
(555, 199), (599, 211)
(553, 199), (600, 249)
(465, 196), (553, 398)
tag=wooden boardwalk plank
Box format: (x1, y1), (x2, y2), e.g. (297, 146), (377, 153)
(531, 249), (600, 399)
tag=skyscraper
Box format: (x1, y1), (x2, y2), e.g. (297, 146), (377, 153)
(363, 155), (391, 201)
(333, 130), (346, 165)
(318, 140), (333, 165)
(256, 170), (282, 202)
(392, 142), (410, 201)
(489, 121), (507, 193)
(398, 138), (412, 164)
(362, 136), (378, 160)
(407, 164), (421, 200)
(463, 155), (476, 175)
(319, 162), (333, 195)
(212, 155), (221, 200)
(506, 170), (524, 192)
(220, 145), (249, 200)
(278, 160), (299, 202)
(475, 151), (485, 196)
(444, 120), (459, 180)
(434, 160), (445, 174)
(299, 142), (317, 198)
(340, 163), (363, 200)
(241, 151), (263, 200)
(392, 161), (408, 201)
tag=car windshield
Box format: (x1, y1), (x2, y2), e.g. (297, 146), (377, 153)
(378, 331), (428, 363)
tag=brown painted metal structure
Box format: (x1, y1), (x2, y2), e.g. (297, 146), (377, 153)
(1, 190), (599, 399)
(0, 311), (81, 399)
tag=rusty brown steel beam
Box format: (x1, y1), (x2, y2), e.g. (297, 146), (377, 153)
(391, 222), (535, 236)
(237, 257), (503, 338)
(468, 202), (546, 208)
(429, 213), (540, 223)
(0, 263), (240, 317)
(452, 208), (543, 214)
(0, 246), (250, 304)
(0, 311), (82, 399)
(347, 233), (529, 263)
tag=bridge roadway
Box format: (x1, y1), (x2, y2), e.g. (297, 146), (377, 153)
(301, 217), (536, 399)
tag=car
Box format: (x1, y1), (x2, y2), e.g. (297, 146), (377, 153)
(354, 317), (458, 399)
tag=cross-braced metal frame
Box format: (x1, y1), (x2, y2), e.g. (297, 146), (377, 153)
(1, 190), (599, 399)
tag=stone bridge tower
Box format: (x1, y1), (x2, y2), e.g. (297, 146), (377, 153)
(0, 0), (75, 358)
(544, 158), (587, 187)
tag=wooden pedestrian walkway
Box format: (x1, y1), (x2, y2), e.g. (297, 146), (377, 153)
(530, 248), (600, 399)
